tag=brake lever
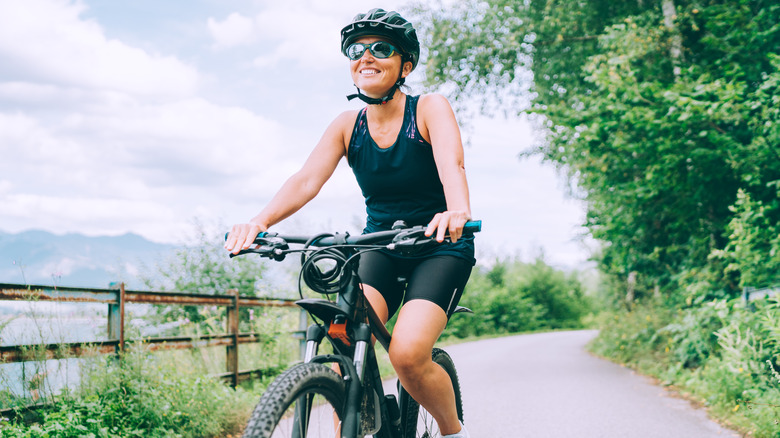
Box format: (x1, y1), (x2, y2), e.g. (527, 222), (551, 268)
(387, 226), (440, 253)
(228, 236), (289, 261)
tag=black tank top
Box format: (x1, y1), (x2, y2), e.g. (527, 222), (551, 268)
(347, 95), (475, 264)
(347, 95), (447, 230)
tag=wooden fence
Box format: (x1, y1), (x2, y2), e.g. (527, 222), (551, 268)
(0, 282), (304, 392)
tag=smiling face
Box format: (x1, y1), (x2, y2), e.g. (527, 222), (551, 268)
(349, 36), (412, 98)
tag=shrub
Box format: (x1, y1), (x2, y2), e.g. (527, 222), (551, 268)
(1, 344), (261, 438)
(659, 300), (729, 369)
(444, 257), (592, 338)
(588, 300), (676, 374)
(590, 296), (780, 437)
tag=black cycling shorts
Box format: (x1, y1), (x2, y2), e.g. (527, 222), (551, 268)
(357, 251), (473, 318)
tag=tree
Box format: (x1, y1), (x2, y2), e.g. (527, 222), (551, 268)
(140, 220), (271, 327)
(419, 0), (780, 302)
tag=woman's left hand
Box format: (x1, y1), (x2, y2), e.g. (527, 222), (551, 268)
(425, 210), (471, 243)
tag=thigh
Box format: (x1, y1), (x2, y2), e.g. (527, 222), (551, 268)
(403, 256), (473, 317)
(390, 299), (449, 361)
(357, 250), (405, 318)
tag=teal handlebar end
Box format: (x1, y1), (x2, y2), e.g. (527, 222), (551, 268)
(464, 220), (482, 233)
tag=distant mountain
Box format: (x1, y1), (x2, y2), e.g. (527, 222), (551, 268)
(0, 230), (176, 289)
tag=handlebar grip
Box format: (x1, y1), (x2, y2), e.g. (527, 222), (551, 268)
(224, 231), (269, 242)
(463, 220), (482, 234)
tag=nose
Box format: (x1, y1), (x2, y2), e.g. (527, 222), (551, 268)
(358, 47), (375, 61)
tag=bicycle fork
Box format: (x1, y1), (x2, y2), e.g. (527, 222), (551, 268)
(301, 322), (373, 438)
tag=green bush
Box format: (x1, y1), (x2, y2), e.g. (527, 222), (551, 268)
(590, 296), (780, 437)
(1, 344), (261, 438)
(660, 301), (729, 369)
(444, 257), (593, 338)
(588, 300), (676, 374)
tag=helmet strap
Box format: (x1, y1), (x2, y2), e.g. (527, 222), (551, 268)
(346, 84), (399, 105)
(347, 64), (405, 105)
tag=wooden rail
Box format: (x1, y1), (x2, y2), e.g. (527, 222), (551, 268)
(0, 282), (304, 389)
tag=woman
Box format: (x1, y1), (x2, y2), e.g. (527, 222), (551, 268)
(225, 8), (473, 438)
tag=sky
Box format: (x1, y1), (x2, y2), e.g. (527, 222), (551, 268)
(0, 0), (593, 269)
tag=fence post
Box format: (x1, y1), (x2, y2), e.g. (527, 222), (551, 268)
(107, 282), (125, 355)
(226, 289), (239, 388)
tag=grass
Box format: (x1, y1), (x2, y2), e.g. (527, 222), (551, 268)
(0, 307), (300, 438)
(0, 285), (592, 437)
(588, 297), (780, 437)
(0, 342), (272, 438)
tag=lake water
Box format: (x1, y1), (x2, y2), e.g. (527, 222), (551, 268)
(0, 302), (181, 404)
(0, 297), (295, 404)
(0, 312), (106, 402)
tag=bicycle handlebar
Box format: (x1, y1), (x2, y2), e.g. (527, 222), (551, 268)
(227, 220), (481, 259)
(267, 220), (480, 245)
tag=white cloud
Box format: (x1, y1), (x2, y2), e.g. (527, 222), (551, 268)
(0, 0), (592, 268)
(0, 0), (199, 98)
(0, 180), (13, 195)
(207, 12), (255, 49)
(0, 0), (298, 243)
(0, 95), (291, 212)
(209, 1), (410, 69)
(1, 193), (179, 239)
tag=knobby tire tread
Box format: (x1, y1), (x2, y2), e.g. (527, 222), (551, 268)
(242, 362), (346, 438)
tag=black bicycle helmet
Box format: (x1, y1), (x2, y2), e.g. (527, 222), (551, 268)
(341, 8), (421, 105)
(340, 8), (420, 70)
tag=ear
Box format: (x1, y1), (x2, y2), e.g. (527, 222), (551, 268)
(401, 60), (413, 78)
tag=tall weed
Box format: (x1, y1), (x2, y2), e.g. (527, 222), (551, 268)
(591, 297), (780, 436)
(1, 343), (261, 438)
(659, 300), (729, 369)
(588, 300), (675, 375)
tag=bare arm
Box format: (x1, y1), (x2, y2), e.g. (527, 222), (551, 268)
(417, 94), (472, 242)
(225, 110), (356, 253)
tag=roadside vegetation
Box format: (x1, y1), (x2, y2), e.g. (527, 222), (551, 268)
(1, 223), (591, 436)
(1, 345), (260, 438)
(590, 296), (780, 435)
(5, 0), (778, 435)
(0, 224), (296, 437)
(421, 0), (780, 435)
(444, 257), (593, 339)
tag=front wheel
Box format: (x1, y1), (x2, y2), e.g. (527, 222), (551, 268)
(398, 348), (464, 438)
(242, 362), (346, 438)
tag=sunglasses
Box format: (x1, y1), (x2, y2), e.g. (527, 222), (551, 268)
(345, 41), (400, 60)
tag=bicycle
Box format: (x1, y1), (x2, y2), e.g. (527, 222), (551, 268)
(229, 220), (481, 438)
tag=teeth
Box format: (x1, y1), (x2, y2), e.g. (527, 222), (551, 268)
(361, 69), (379, 75)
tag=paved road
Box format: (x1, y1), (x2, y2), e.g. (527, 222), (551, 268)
(434, 330), (740, 437)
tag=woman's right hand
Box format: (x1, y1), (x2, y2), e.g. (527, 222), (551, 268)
(224, 222), (267, 255)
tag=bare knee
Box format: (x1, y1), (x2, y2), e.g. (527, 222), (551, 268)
(389, 342), (429, 382)
(388, 300), (448, 385)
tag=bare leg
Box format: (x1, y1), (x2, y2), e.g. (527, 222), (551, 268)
(389, 299), (461, 435)
(361, 284), (390, 325)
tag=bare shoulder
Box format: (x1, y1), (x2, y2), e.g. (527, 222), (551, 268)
(417, 94), (458, 143)
(319, 109), (358, 137)
(325, 109), (361, 152)
(418, 93), (454, 114)
(335, 108), (361, 123)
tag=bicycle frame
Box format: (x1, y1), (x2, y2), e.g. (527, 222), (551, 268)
(231, 220), (480, 437)
(297, 252), (398, 437)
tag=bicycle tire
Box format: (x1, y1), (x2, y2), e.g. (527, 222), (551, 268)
(242, 362), (346, 438)
(398, 348), (464, 438)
